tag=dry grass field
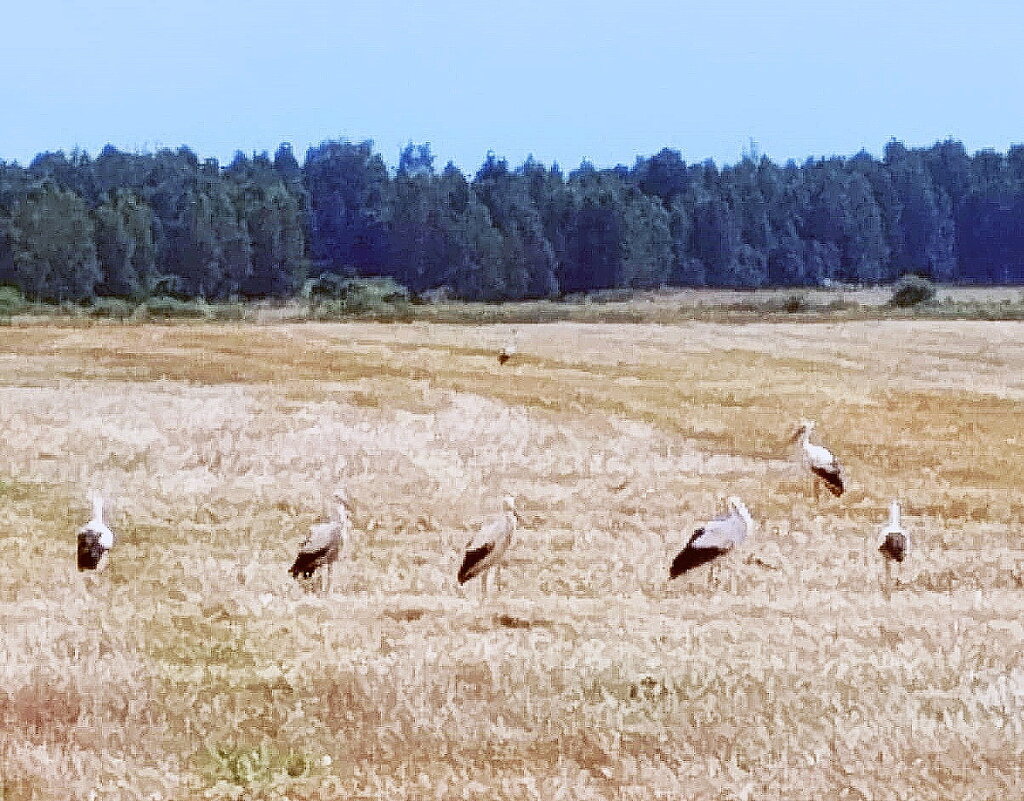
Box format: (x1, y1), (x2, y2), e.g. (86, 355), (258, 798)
(1, 319), (1023, 800)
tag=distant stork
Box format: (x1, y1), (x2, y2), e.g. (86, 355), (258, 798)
(458, 496), (522, 598)
(77, 492), (114, 573)
(497, 330), (518, 366)
(670, 496), (753, 587)
(877, 499), (910, 591)
(791, 419), (844, 499)
(290, 490), (353, 593)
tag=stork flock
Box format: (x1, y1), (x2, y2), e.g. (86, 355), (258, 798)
(71, 333), (912, 596)
(75, 400), (910, 599)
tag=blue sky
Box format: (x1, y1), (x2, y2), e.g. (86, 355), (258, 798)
(2, 0), (1023, 171)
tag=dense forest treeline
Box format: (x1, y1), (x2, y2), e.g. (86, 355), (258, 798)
(1, 138), (1023, 302)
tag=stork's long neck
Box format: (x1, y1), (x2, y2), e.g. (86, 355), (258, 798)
(730, 500), (753, 532)
(799, 428), (811, 449)
(888, 501), (901, 528)
(91, 495), (104, 522)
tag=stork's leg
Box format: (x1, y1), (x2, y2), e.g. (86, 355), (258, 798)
(883, 559), (892, 599)
(813, 477), (820, 503)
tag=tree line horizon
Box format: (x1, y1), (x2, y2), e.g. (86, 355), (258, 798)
(1, 136), (1023, 303)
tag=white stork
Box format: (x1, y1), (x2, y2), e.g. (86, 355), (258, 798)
(458, 495), (522, 598)
(791, 419), (844, 500)
(497, 330), (518, 366)
(289, 490), (353, 593)
(77, 492), (114, 573)
(670, 496), (754, 587)
(876, 499), (910, 591)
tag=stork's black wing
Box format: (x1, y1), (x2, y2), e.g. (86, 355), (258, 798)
(458, 542), (494, 584)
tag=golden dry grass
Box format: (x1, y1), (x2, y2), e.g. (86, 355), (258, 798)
(1, 320), (1023, 800)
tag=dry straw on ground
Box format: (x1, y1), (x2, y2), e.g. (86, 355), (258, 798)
(1, 320), (1022, 800)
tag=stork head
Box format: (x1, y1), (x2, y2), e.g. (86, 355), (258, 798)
(727, 496), (753, 529)
(332, 488), (353, 515)
(788, 419), (815, 443)
(502, 495), (523, 525)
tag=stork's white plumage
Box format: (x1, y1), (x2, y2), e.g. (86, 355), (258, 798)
(793, 419), (844, 499)
(77, 492), (114, 572)
(877, 499), (910, 591)
(458, 495), (521, 598)
(290, 490), (353, 593)
(670, 496), (754, 583)
(877, 500), (909, 558)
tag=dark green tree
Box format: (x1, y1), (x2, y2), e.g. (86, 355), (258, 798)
(304, 140), (391, 274)
(397, 142), (436, 178)
(690, 197), (741, 285)
(561, 167), (622, 292)
(389, 166), (437, 291)
(435, 163), (505, 299)
(27, 149), (99, 204)
(474, 154), (559, 298)
(619, 189), (673, 287)
(9, 183), (100, 300)
(633, 148), (689, 206)
(94, 191), (157, 298)
(226, 152), (307, 296)
(162, 179), (252, 299)
(884, 142), (955, 281)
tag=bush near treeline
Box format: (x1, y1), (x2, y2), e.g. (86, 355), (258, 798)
(2, 138), (1024, 303)
(889, 275), (937, 307)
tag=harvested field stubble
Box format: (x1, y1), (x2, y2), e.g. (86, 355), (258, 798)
(0, 320), (1022, 799)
